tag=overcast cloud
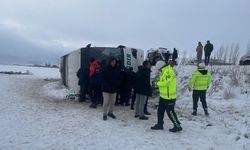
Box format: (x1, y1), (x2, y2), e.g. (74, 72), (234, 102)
(0, 0), (250, 63)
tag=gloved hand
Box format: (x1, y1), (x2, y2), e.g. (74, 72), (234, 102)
(155, 81), (158, 87)
(188, 87), (192, 92)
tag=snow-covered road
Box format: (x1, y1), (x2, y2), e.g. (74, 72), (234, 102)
(0, 65), (250, 150)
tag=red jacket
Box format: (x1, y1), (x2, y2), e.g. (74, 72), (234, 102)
(89, 61), (100, 77)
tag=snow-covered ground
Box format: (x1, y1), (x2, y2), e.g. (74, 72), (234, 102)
(0, 64), (249, 150)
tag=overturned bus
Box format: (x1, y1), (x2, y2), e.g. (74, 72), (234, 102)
(60, 46), (144, 94)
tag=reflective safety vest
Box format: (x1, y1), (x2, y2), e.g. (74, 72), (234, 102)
(189, 69), (212, 90)
(156, 65), (177, 100)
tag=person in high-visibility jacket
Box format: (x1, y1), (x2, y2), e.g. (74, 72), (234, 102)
(189, 63), (212, 116)
(151, 60), (182, 132)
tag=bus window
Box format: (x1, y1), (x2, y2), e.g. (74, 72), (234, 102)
(89, 47), (122, 66)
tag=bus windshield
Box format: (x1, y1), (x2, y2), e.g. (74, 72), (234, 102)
(89, 47), (123, 66)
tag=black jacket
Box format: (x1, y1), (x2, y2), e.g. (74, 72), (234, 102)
(77, 68), (89, 85)
(129, 69), (136, 88)
(204, 43), (214, 55)
(90, 67), (102, 88)
(102, 65), (121, 93)
(119, 69), (134, 93)
(172, 50), (178, 60)
(135, 66), (152, 96)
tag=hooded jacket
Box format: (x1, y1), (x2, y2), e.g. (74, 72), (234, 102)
(189, 68), (212, 90)
(77, 67), (89, 85)
(204, 43), (214, 55)
(101, 58), (121, 93)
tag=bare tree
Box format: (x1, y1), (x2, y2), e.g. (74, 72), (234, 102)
(180, 51), (187, 65)
(223, 45), (229, 63)
(216, 45), (225, 61)
(228, 43), (240, 65)
(232, 43), (240, 65)
(180, 51), (188, 65)
(246, 41), (250, 54)
(228, 43), (235, 64)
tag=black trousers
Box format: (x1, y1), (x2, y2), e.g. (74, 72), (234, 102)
(120, 90), (131, 105)
(79, 85), (87, 101)
(131, 89), (136, 108)
(90, 85), (102, 105)
(157, 98), (181, 127)
(193, 90), (207, 111)
(204, 54), (211, 65)
(144, 96), (149, 113)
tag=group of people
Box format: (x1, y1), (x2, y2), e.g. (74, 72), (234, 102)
(77, 57), (152, 120)
(77, 52), (212, 133)
(196, 40), (214, 65)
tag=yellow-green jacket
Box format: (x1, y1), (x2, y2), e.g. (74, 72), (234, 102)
(156, 65), (177, 100)
(189, 68), (212, 90)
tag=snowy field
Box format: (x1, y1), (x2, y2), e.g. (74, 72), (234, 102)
(0, 64), (249, 150)
(0, 64), (60, 78)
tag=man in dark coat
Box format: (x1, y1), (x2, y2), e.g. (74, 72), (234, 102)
(130, 67), (137, 110)
(115, 60), (123, 105)
(102, 57), (121, 120)
(204, 40), (214, 66)
(119, 67), (133, 106)
(135, 61), (152, 120)
(77, 67), (89, 102)
(172, 48), (178, 63)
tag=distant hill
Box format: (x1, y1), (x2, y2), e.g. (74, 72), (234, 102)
(0, 28), (65, 65)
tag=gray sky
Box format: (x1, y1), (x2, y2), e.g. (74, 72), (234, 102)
(0, 0), (250, 63)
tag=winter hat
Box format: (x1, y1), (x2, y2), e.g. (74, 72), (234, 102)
(155, 61), (166, 70)
(199, 63), (206, 68)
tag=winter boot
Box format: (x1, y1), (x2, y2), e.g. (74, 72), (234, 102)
(192, 110), (197, 116)
(144, 111), (151, 115)
(204, 110), (209, 116)
(139, 115), (149, 120)
(169, 126), (182, 133)
(135, 115), (139, 118)
(108, 113), (116, 119)
(103, 115), (107, 121)
(151, 124), (164, 130)
(131, 106), (134, 110)
(89, 103), (97, 108)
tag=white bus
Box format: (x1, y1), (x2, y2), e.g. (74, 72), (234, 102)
(60, 46), (144, 94)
